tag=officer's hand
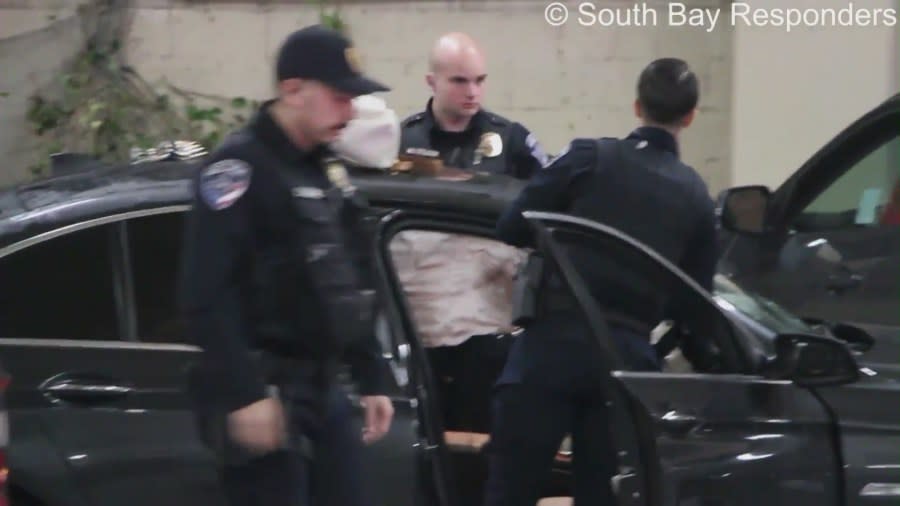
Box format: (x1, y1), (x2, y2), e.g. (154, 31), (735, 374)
(227, 397), (287, 454)
(360, 395), (394, 445)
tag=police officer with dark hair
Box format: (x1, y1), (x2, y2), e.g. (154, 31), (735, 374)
(400, 32), (548, 178)
(179, 24), (394, 506)
(483, 58), (718, 506)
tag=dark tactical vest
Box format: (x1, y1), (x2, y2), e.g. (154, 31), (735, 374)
(286, 158), (375, 352)
(400, 110), (515, 175)
(243, 138), (376, 360)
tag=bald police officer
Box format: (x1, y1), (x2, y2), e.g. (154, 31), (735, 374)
(179, 25), (394, 506)
(484, 58), (719, 506)
(400, 32), (548, 178)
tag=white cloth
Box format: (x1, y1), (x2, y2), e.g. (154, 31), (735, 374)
(389, 230), (528, 347)
(331, 95), (400, 169)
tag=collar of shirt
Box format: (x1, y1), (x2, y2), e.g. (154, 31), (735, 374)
(249, 99), (330, 165)
(627, 126), (680, 158)
(422, 97), (488, 135)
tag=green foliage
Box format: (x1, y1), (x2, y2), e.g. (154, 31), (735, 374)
(24, 0), (344, 177)
(311, 0), (346, 33)
(24, 39), (258, 176)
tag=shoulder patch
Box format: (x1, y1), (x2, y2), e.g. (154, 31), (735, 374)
(199, 158), (252, 211)
(525, 132), (549, 166)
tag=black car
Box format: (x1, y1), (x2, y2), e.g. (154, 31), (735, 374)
(717, 92), (900, 372)
(1, 157), (898, 506)
(0, 362), (9, 506)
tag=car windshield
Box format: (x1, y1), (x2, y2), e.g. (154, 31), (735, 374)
(711, 274), (814, 334)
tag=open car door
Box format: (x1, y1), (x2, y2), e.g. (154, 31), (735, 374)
(523, 210), (846, 506)
(718, 96), (900, 353)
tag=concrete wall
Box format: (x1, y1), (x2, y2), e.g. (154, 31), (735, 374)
(2, 0), (898, 194)
(2, 0), (734, 191)
(730, 0), (900, 190)
(0, 2), (86, 186)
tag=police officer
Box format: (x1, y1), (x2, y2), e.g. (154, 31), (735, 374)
(483, 58), (719, 506)
(400, 32), (548, 178)
(178, 24), (394, 506)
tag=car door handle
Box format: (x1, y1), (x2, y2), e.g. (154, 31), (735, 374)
(657, 410), (699, 435)
(826, 266), (863, 294)
(39, 374), (134, 404)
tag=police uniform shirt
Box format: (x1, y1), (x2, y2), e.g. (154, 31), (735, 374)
(495, 126), (718, 292)
(179, 100), (388, 412)
(400, 98), (548, 179)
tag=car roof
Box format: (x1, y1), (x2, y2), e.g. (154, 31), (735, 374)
(0, 158), (526, 248)
(8, 91), (897, 241)
(0, 160), (198, 246)
(351, 169), (525, 217)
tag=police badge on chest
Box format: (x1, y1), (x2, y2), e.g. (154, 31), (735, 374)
(324, 158), (355, 195)
(474, 132), (503, 166)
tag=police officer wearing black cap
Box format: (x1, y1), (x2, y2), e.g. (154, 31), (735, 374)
(483, 58), (719, 506)
(400, 32), (548, 178)
(179, 24), (394, 506)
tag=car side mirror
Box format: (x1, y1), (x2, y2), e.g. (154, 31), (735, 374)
(829, 322), (875, 353)
(764, 333), (859, 387)
(800, 318), (875, 354)
(716, 185), (771, 235)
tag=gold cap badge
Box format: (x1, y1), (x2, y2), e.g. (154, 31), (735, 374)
(344, 47), (362, 74)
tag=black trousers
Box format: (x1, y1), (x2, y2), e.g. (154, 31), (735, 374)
(483, 311), (659, 506)
(426, 333), (515, 433)
(199, 383), (368, 506)
(483, 382), (617, 506)
(425, 334), (516, 506)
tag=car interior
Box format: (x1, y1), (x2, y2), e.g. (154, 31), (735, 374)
(792, 133), (900, 232)
(382, 226), (717, 506)
(384, 227), (571, 505)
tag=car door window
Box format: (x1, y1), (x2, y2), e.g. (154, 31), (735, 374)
(124, 211), (187, 343)
(0, 224), (119, 340)
(124, 208), (398, 358)
(712, 274), (814, 335)
(794, 134), (900, 231)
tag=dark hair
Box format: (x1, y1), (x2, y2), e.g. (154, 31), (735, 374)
(636, 58), (699, 125)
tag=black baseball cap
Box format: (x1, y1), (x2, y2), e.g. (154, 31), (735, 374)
(275, 24), (390, 96)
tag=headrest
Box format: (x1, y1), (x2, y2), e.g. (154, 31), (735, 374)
(331, 94), (400, 169)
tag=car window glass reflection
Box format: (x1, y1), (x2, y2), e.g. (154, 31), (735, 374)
(126, 213), (186, 343)
(796, 134), (900, 231)
(0, 224), (119, 340)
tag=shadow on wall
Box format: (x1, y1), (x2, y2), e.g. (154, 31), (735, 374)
(0, 10), (89, 187)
